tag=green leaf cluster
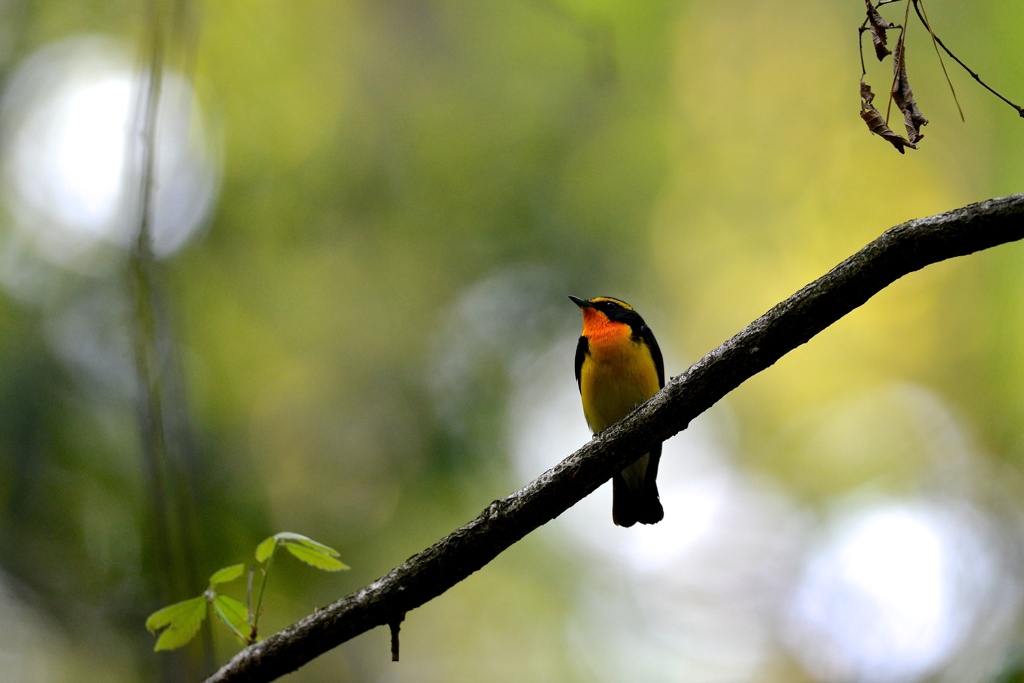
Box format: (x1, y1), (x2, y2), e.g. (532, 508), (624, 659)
(145, 533), (347, 652)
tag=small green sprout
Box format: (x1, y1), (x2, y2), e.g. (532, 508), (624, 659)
(145, 533), (348, 652)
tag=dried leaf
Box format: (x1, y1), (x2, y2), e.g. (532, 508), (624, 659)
(892, 34), (928, 142)
(865, 0), (893, 61)
(860, 80), (916, 153)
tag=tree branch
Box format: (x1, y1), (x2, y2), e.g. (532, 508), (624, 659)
(205, 193), (1024, 683)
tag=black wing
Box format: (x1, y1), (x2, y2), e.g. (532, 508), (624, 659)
(637, 325), (665, 388)
(637, 323), (666, 525)
(574, 335), (589, 392)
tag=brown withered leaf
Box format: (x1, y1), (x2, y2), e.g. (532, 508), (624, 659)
(865, 0), (893, 61)
(892, 35), (928, 142)
(860, 80), (916, 153)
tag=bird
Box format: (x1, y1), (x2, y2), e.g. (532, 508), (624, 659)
(569, 295), (664, 527)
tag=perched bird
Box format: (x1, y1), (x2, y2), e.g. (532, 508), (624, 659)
(569, 295), (664, 527)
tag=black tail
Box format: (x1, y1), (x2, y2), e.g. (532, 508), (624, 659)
(611, 447), (664, 527)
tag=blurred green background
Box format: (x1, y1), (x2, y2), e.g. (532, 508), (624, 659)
(1, 0), (1023, 681)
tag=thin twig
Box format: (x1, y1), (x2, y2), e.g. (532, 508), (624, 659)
(858, 20), (869, 78)
(916, 0), (963, 122)
(203, 193), (1024, 683)
(251, 551), (275, 642)
(246, 566), (256, 638)
(910, 0), (1024, 117)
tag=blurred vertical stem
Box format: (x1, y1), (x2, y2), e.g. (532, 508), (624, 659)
(128, 0), (210, 675)
(130, 0), (173, 603)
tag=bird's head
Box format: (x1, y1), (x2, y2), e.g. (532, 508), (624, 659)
(569, 295), (639, 337)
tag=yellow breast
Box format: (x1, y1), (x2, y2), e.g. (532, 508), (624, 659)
(580, 335), (660, 434)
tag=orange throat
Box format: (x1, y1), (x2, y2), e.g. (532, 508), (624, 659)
(580, 307), (629, 342)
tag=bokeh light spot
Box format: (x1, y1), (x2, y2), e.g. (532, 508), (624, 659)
(0, 35), (220, 276)
(786, 501), (999, 683)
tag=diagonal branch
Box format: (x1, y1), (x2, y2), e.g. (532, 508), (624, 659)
(205, 193), (1024, 683)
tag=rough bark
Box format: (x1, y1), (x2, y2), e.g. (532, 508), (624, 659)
(205, 193), (1024, 683)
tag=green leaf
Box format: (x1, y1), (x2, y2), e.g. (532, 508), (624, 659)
(283, 543), (350, 571)
(255, 536), (278, 563)
(213, 594), (251, 643)
(273, 532), (340, 556)
(145, 596), (206, 633)
(209, 564), (245, 586)
(255, 531), (348, 570)
(145, 596), (207, 651)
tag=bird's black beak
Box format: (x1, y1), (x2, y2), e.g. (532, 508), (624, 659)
(568, 295), (592, 309)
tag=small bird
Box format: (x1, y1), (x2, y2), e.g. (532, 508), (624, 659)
(569, 295), (664, 527)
